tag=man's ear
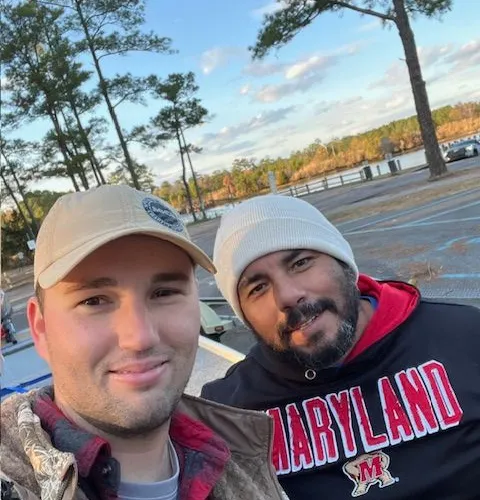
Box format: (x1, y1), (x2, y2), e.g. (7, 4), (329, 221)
(27, 296), (50, 364)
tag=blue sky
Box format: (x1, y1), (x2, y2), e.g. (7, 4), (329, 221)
(6, 0), (480, 190)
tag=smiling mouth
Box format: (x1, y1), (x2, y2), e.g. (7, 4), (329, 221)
(109, 359), (168, 375)
(293, 314), (320, 331)
(110, 363), (165, 375)
(108, 361), (169, 387)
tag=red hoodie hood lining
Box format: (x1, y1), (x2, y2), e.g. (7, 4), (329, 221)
(344, 274), (420, 363)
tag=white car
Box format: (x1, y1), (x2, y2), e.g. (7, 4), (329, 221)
(443, 140), (480, 162)
(199, 301), (234, 340)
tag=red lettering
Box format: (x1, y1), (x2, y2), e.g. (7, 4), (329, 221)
(358, 455), (383, 483)
(326, 390), (357, 458)
(395, 368), (439, 437)
(266, 407), (291, 474)
(419, 361), (463, 429)
(378, 377), (414, 445)
(350, 386), (389, 452)
(303, 397), (339, 465)
(286, 403), (314, 472)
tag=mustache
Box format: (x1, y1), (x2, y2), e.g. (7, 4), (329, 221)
(277, 299), (339, 338)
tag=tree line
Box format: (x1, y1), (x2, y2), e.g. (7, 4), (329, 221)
(156, 101), (480, 208)
(2, 98), (478, 269)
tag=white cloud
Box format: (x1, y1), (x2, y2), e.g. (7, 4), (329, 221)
(443, 39), (480, 71)
(368, 45), (450, 90)
(243, 41), (363, 80)
(285, 54), (332, 80)
(243, 61), (286, 77)
(307, 63), (480, 141)
(254, 84), (286, 103)
(331, 41), (368, 57)
(201, 106), (297, 151)
(239, 83), (251, 95)
(369, 61), (408, 89)
(143, 154), (180, 182)
(315, 96), (363, 114)
(311, 92), (416, 139)
(315, 101), (336, 114)
(211, 140), (258, 155)
(254, 73), (325, 102)
(244, 43), (362, 103)
(384, 94), (409, 110)
(369, 39), (479, 90)
(253, 54), (336, 102)
(200, 47), (244, 75)
(418, 44), (453, 68)
(138, 145), (180, 178)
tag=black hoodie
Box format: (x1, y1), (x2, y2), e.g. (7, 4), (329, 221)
(201, 276), (480, 499)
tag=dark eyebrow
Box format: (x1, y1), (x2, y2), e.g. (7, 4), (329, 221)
(64, 277), (117, 293)
(238, 250), (306, 293)
(238, 272), (268, 292)
(65, 272), (190, 294)
(281, 249), (304, 266)
(151, 272), (191, 284)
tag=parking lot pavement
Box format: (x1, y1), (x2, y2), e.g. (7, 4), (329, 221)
(339, 187), (480, 303)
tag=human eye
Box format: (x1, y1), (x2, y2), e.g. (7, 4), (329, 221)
(152, 288), (181, 299)
(78, 296), (108, 307)
(291, 255), (314, 271)
(248, 282), (266, 298)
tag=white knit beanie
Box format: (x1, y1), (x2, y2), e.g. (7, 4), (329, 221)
(213, 194), (358, 324)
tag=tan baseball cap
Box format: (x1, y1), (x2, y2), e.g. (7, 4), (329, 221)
(34, 184), (216, 289)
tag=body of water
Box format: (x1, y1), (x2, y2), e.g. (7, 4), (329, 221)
(182, 137), (478, 224)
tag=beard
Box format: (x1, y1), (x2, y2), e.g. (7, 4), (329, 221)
(75, 387), (184, 439)
(252, 266), (360, 370)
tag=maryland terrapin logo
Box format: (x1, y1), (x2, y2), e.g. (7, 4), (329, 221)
(343, 451), (397, 497)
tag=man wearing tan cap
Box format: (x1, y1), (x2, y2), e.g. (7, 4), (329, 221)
(0, 185), (286, 500)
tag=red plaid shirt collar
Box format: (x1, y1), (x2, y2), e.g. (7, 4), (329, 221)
(34, 391), (230, 500)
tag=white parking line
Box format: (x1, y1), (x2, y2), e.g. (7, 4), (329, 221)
(344, 216), (480, 236)
(340, 187), (480, 232)
(402, 199), (480, 226)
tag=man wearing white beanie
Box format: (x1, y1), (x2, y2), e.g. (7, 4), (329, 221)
(202, 194), (480, 500)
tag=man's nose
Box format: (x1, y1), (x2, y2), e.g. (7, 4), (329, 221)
(114, 300), (158, 352)
(273, 278), (305, 312)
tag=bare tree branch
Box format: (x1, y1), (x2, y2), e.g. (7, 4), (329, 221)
(89, 15), (110, 40)
(97, 49), (130, 60)
(84, 8), (115, 26)
(112, 92), (136, 109)
(335, 1), (396, 21)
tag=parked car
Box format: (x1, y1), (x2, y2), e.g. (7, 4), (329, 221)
(199, 301), (234, 342)
(443, 139), (480, 162)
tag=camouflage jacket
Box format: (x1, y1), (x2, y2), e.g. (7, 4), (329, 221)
(0, 388), (287, 500)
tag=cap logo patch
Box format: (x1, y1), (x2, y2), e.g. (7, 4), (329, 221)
(142, 198), (183, 233)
